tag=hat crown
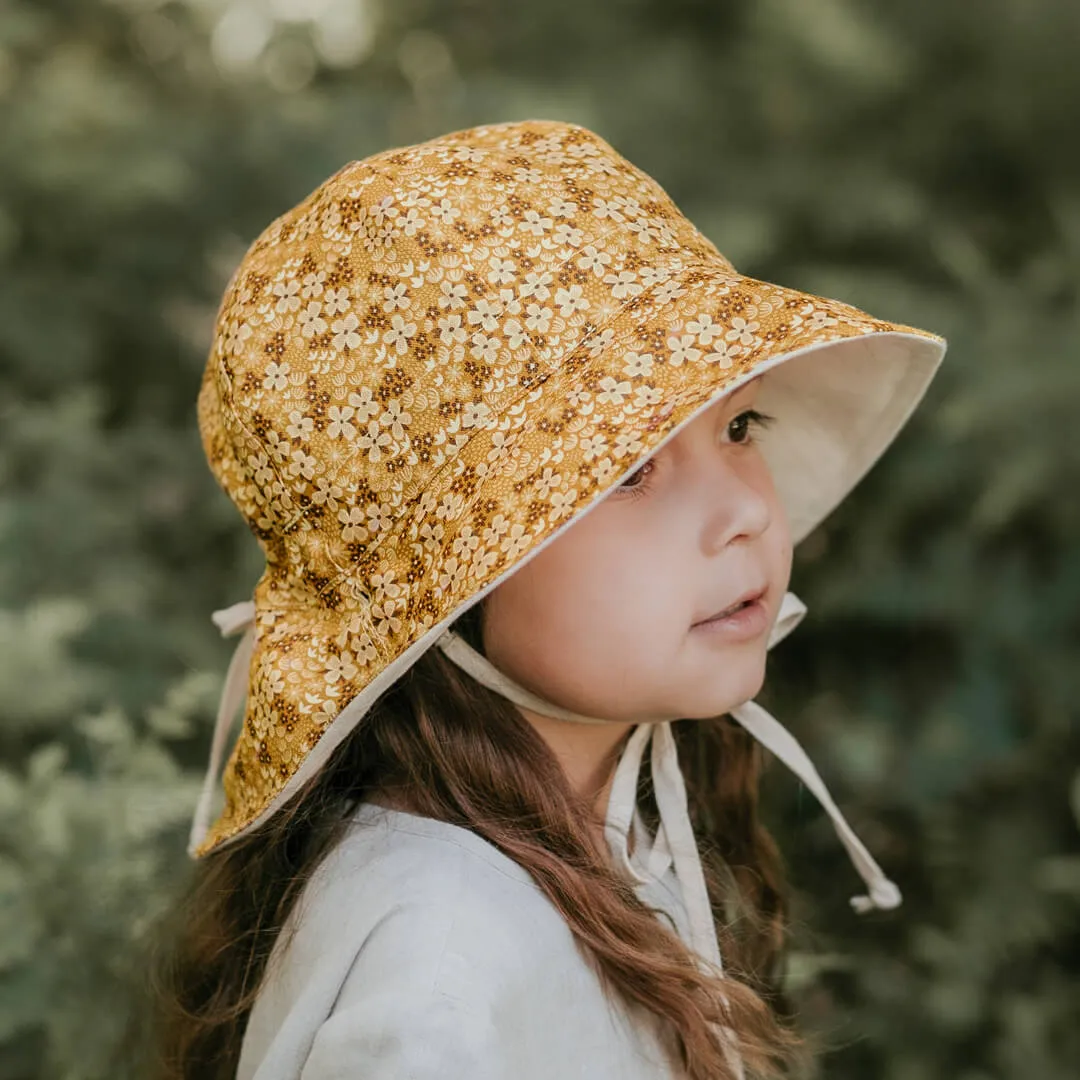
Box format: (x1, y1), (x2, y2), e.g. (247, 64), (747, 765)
(199, 120), (729, 615)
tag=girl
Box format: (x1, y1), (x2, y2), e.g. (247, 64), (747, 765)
(151, 119), (946, 1080)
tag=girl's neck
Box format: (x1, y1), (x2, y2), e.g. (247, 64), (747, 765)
(367, 714), (637, 855)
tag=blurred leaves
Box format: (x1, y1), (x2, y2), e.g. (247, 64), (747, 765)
(0, 0), (1077, 1078)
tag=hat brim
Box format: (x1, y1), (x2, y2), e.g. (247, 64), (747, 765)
(195, 262), (945, 856)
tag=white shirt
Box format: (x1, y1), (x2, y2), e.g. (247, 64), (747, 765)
(237, 800), (690, 1080)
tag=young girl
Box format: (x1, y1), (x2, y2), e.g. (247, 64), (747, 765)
(152, 119), (946, 1080)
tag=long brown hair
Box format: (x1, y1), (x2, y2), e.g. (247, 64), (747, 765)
(130, 601), (810, 1080)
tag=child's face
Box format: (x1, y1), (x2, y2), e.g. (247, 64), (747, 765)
(482, 377), (793, 724)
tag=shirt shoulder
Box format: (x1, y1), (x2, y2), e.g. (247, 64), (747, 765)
(259, 803), (582, 1012)
(239, 803), (677, 1080)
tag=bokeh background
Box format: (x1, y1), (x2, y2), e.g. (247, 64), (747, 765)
(1, 0), (1077, 1077)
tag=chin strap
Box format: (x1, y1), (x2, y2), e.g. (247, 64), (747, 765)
(191, 591), (903, 928)
(433, 590), (902, 969)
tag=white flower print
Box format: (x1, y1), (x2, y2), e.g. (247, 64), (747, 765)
(579, 433), (607, 461)
(467, 298), (503, 333)
(400, 207), (423, 236)
(369, 195), (398, 226)
(311, 475), (342, 510)
(380, 400), (412, 441)
(513, 166), (542, 184)
(438, 280), (468, 310)
(552, 222), (583, 247)
(622, 350), (655, 377)
(382, 283), (410, 312)
(530, 468), (560, 500)
(604, 270), (643, 299)
(704, 340), (740, 367)
(524, 303), (552, 332)
(613, 431), (644, 458)
(633, 385), (664, 408)
(592, 197), (626, 222)
(654, 281), (687, 304)
(325, 651), (359, 685)
(725, 317), (760, 346)
(802, 306), (839, 331)
(627, 219), (661, 244)
(251, 451), (273, 488)
(461, 400), (492, 428)
(324, 287), (351, 316)
(301, 270), (326, 298)
(263, 361), (290, 391)
(519, 270), (553, 300)
(555, 284), (589, 317)
(686, 313), (723, 345)
(497, 287), (522, 316)
(501, 522), (531, 559)
(273, 278), (301, 313)
(470, 333), (499, 363)
(487, 257), (516, 285)
(587, 327), (616, 358)
(482, 513), (511, 544)
(348, 387), (380, 424)
(327, 405), (356, 440)
(548, 488), (578, 520)
(430, 198), (460, 225)
(520, 209), (554, 236)
(366, 501), (393, 535)
(222, 318), (252, 355)
(438, 313), (467, 345)
(288, 448), (317, 481)
(548, 197), (577, 217)
(591, 457), (619, 485)
(503, 319), (528, 349)
(438, 556), (468, 595)
(667, 333), (703, 366)
(358, 419), (392, 462)
(339, 507), (369, 543)
(372, 599), (402, 639)
(331, 312), (361, 352)
(298, 301), (327, 339)
(436, 491), (465, 521)
(383, 314), (417, 354)
(597, 376), (632, 405)
(638, 265), (671, 288)
(577, 245), (612, 275)
(286, 409), (314, 440)
(451, 524), (480, 557)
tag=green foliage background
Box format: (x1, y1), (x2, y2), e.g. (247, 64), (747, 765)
(0, 1), (1076, 1076)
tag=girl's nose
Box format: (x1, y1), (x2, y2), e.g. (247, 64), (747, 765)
(700, 456), (773, 553)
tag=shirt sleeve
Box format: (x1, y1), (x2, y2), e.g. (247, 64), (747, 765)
(297, 903), (512, 1080)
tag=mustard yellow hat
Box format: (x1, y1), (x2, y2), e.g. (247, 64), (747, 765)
(189, 119), (945, 860)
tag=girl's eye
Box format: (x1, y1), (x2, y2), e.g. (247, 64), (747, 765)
(725, 408), (774, 445)
(617, 459), (655, 496)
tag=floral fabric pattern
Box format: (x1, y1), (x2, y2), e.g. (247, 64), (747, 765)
(195, 119), (940, 856)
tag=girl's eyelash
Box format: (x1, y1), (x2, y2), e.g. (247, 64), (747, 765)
(733, 409), (775, 436)
(617, 409), (775, 498)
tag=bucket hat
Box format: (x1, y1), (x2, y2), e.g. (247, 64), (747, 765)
(187, 121), (945, 967)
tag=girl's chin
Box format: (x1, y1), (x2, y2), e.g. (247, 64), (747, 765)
(678, 668), (768, 718)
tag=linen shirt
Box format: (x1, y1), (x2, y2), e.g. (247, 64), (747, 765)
(236, 800), (693, 1079)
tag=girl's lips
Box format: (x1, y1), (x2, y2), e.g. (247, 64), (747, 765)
(691, 596), (770, 640)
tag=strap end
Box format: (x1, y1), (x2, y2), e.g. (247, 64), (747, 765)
(850, 878), (903, 914)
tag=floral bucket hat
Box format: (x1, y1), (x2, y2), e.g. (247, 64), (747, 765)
(188, 119), (946, 968)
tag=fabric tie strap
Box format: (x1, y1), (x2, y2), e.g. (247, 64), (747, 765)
(190, 591), (903, 931)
